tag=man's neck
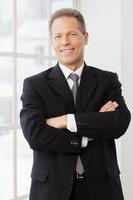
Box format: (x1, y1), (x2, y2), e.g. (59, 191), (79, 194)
(59, 62), (84, 71)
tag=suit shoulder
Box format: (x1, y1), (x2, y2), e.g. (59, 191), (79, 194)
(25, 67), (54, 83)
(89, 66), (117, 79)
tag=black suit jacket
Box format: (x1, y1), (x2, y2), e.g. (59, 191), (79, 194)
(20, 63), (131, 200)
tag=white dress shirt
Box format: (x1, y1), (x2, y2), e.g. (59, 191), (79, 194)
(59, 63), (89, 148)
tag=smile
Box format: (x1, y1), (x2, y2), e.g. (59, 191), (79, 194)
(61, 48), (74, 53)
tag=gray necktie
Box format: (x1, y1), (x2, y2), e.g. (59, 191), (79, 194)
(69, 73), (84, 175)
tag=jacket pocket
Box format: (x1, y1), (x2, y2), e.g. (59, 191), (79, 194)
(31, 168), (49, 182)
(107, 164), (120, 179)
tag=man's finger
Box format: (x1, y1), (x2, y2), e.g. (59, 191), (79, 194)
(99, 101), (118, 112)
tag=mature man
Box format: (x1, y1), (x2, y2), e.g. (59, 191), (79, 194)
(20, 8), (131, 200)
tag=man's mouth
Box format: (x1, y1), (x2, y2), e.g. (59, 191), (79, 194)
(60, 48), (74, 53)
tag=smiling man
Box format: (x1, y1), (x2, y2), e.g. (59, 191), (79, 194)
(20, 8), (131, 200)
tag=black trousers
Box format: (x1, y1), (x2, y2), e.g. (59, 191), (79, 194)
(69, 176), (89, 200)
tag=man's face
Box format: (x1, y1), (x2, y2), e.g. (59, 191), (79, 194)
(51, 16), (88, 70)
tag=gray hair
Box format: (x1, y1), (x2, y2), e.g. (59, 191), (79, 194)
(49, 8), (86, 34)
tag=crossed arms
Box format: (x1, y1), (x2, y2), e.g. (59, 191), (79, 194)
(46, 101), (119, 148)
(46, 101), (118, 129)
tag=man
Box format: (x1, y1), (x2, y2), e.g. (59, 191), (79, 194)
(20, 8), (131, 200)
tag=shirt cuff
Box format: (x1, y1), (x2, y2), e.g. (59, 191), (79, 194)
(81, 137), (88, 148)
(82, 137), (94, 148)
(67, 114), (77, 132)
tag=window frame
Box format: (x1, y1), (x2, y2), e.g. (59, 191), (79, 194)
(0, 0), (80, 199)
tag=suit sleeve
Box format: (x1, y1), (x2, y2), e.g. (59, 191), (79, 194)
(75, 73), (131, 139)
(20, 78), (81, 153)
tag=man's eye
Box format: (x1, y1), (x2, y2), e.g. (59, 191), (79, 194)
(55, 35), (61, 39)
(69, 33), (77, 37)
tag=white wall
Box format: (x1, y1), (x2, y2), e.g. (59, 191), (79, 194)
(80, 0), (122, 75)
(80, 0), (133, 199)
(121, 0), (133, 200)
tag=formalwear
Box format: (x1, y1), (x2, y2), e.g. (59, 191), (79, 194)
(20, 62), (131, 200)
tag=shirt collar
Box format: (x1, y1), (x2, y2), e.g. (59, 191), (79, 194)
(59, 62), (84, 80)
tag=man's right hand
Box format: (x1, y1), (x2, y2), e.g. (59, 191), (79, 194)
(99, 101), (118, 112)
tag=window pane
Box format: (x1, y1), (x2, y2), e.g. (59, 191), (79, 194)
(17, 0), (49, 55)
(0, 57), (13, 124)
(0, 0), (13, 51)
(17, 129), (31, 199)
(17, 58), (48, 197)
(0, 57), (13, 199)
(0, 129), (13, 200)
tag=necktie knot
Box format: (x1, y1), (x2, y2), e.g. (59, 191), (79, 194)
(69, 73), (79, 83)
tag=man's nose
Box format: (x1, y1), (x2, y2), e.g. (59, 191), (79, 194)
(61, 36), (70, 45)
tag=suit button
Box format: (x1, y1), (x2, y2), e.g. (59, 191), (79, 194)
(70, 141), (74, 145)
(70, 140), (79, 145)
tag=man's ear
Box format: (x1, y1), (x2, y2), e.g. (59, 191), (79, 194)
(84, 32), (89, 45)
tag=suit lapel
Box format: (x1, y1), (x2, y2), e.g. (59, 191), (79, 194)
(47, 63), (99, 113)
(76, 64), (99, 112)
(47, 64), (75, 111)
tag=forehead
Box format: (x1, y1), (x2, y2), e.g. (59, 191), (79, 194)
(51, 16), (80, 34)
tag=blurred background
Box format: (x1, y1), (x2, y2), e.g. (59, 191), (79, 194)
(0, 0), (132, 199)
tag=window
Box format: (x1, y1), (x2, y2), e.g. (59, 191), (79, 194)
(0, 0), (79, 199)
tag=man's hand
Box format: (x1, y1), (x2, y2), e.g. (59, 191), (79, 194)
(46, 115), (67, 129)
(99, 101), (118, 112)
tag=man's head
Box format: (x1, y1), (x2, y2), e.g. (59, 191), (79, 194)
(49, 8), (88, 70)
